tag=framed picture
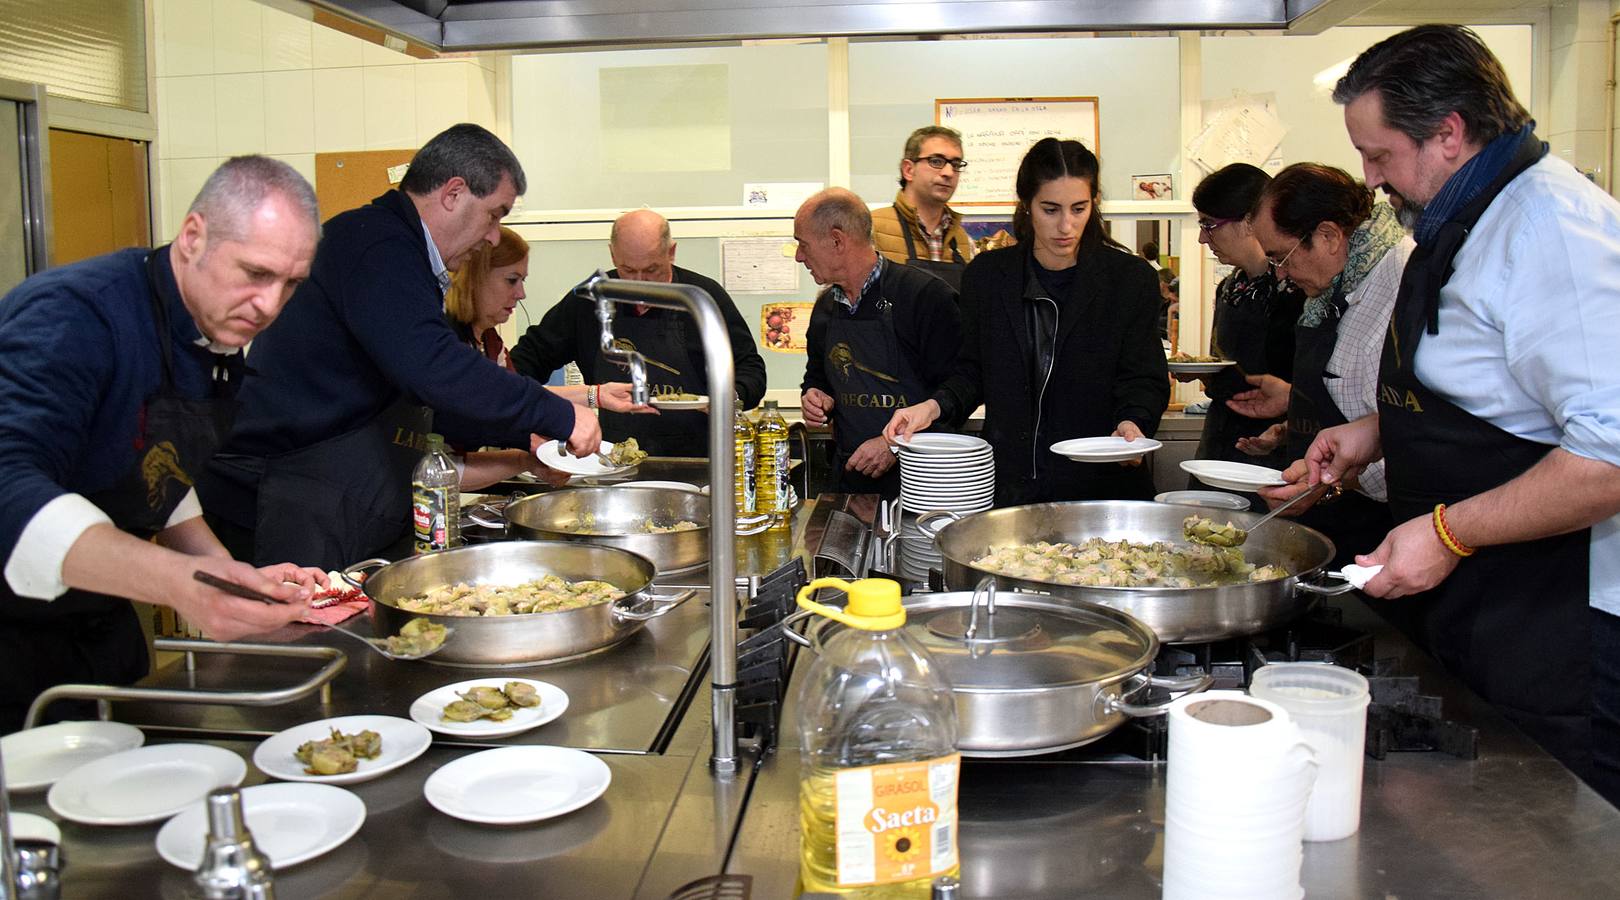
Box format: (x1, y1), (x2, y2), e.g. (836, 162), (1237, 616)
(1131, 174), (1174, 201)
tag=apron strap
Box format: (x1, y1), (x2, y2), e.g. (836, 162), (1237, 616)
(897, 205), (923, 262)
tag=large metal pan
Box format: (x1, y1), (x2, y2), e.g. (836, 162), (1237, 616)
(790, 584), (1213, 756)
(478, 487), (710, 572)
(924, 500), (1352, 643)
(342, 541), (693, 667)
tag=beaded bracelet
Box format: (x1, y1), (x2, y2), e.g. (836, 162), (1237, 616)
(1432, 503), (1475, 558)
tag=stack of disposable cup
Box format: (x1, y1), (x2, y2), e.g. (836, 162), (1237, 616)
(1249, 663), (1371, 842)
(1163, 691), (1317, 900)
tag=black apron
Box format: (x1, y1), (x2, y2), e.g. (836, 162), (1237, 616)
(0, 251), (237, 732)
(1192, 272), (1290, 474)
(897, 209), (967, 292)
(823, 288), (927, 500)
(245, 394), (431, 572)
(1284, 286), (1393, 570)
(1376, 135), (1594, 778)
(596, 309), (710, 457)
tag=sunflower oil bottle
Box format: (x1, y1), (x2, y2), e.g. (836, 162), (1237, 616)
(733, 405), (757, 518)
(754, 400), (791, 529)
(794, 578), (960, 897)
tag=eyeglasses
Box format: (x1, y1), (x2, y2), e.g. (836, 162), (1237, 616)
(1267, 236), (1305, 269)
(1197, 217), (1239, 234)
(910, 155), (968, 172)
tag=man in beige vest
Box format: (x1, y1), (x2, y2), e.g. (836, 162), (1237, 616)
(871, 126), (976, 289)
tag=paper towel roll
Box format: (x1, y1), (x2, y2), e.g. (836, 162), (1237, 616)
(1163, 691), (1316, 900)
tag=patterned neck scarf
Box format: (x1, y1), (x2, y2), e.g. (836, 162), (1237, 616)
(1297, 202), (1404, 328)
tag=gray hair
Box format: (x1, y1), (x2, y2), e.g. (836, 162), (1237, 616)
(804, 188), (873, 246)
(1332, 24), (1529, 146)
(187, 155), (319, 244)
(899, 125), (963, 188)
(400, 123), (527, 197)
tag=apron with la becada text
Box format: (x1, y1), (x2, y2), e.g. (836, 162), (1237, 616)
(823, 290), (928, 500)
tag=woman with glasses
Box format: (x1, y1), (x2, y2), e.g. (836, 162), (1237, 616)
(1235, 162), (1413, 566)
(883, 137), (1170, 505)
(1183, 164), (1305, 479)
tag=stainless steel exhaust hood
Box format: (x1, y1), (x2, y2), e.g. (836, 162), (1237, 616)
(305, 0), (1338, 53)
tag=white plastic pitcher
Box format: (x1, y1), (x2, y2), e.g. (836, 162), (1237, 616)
(1250, 663), (1371, 842)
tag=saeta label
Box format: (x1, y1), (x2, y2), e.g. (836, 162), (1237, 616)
(833, 754), (959, 887)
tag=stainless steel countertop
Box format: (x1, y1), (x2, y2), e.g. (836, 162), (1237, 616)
(729, 596), (1620, 898)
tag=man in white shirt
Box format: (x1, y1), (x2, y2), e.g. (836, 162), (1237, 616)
(1305, 24), (1620, 802)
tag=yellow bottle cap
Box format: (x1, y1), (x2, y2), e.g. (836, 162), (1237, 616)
(795, 577), (906, 631)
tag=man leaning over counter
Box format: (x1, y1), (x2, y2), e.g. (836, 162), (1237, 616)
(0, 157), (327, 732)
(201, 124), (601, 572)
(871, 125), (976, 290)
(511, 208), (767, 457)
(797, 188), (962, 500)
(1302, 25), (1620, 803)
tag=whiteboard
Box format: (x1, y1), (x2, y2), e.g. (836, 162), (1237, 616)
(935, 97), (1100, 206)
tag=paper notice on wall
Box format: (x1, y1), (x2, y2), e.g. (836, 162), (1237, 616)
(742, 182), (824, 209)
(1188, 96), (1287, 174)
(722, 237), (800, 293)
(386, 163), (410, 185)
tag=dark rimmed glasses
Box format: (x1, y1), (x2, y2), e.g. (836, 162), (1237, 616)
(910, 154), (968, 172)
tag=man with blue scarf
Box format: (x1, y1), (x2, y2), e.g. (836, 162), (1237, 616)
(1303, 25), (1620, 804)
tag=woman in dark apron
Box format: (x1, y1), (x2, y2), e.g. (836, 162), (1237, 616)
(0, 253), (249, 730)
(1183, 165), (1303, 483)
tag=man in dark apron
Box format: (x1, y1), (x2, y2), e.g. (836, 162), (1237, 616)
(510, 209), (768, 457)
(201, 125), (593, 572)
(0, 157), (326, 733)
(795, 189), (963, 499)
(871, 126), (976, 291)
(1305, 25), (1620, 801)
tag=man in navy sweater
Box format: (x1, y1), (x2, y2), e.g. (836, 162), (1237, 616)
(0, 156), (327, 731)
(203, 125), (597, 571)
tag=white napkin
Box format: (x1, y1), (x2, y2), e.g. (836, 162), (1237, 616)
(1337, 564), (1384, 589)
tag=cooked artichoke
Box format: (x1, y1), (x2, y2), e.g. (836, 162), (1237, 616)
(346, 729), (382, 760)
(503, 681), (540, 708)
(442, 699), (486, 723)
(1183, 515), (1248, 548)
(295, 727), (381, 774)
(305, 744), (357, 776)
(606, 438), (648, 467)
(462, 686), (510, 710)
(383, 617), (449, 656)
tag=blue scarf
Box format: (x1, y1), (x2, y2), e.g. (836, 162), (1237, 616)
(1414, 122), (1537, 247)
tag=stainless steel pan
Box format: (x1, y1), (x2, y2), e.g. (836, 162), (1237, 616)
(923, 501), (1352, 643)
(342, 541), (693, 667)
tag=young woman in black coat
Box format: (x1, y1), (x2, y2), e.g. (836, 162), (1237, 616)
(884, 137), (1170, 505)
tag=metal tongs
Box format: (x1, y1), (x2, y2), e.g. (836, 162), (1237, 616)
(191, 571), (451, 661)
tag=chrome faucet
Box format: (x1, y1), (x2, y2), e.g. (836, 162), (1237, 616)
(584, 273), (739, 773)
(0, 731), (15, 900)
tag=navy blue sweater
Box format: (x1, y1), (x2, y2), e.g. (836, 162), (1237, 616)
(0, 248), (218, 560)
(205, 191), (576, 520)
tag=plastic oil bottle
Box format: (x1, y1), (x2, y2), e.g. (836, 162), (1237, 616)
(411, 433), (460, 553)
(794, 577), (960, 897)
(754, 400), (791, 529)
(733, 405), (757, 518)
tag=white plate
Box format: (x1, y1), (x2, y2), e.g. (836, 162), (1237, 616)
(898, 446), (993, 461)
(8, 812), (60, 845)
(1180, 460), (1287, 492)
(424, 746), (611, 825)
(535, 440), (634, 477)
(1, 721), (145, 792)
(901, 488), (994, 503)
(253, 715), (431, 786)
(901, 471), (995, 485)
(1155, 490), (1252, 511)
(1167, 360), (1237, 374)
(156, 783), (365, 870)
(649, 394), (708, 411)
(1051, 436), (1163, 462)
(409, 679), (569, 739)
(622, 480), (701, 493)
(893, 433), (989, 454)
(48, 744), (246, 825)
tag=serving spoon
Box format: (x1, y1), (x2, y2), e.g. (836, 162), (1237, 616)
(1183, 482), (1330, 547)
(191, 571), (451, 661)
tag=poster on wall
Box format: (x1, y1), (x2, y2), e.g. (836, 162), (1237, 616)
(1130, 174), (1174, 200)
(936, 97), (1100, 206)
(760, 302), (813, 353)
(721, 238), (799, 293)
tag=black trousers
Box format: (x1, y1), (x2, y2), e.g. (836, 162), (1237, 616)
(1589, 607), (1620, 806)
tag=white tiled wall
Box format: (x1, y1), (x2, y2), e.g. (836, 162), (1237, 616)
(152, 0), (500, 238)
(1547, 0), (1611, 182)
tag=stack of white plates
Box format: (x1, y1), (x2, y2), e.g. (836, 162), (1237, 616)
(896, 433), (994, 517)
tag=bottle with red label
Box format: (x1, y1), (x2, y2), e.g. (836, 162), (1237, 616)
(411, 433), (460, 553)
(794, 577), (960, 896)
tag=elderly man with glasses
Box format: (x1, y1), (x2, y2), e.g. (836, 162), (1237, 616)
(870, 125), (977, 289)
